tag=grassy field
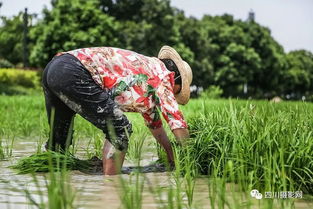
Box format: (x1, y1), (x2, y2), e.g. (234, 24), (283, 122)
(0, 94), (313, 208)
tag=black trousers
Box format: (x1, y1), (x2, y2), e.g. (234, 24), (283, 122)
(42, 54), (132, 152)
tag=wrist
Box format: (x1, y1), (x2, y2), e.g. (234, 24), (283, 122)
(172, 128), (189, 145)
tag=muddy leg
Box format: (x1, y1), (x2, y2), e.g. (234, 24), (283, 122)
(102, 139), (126, 175)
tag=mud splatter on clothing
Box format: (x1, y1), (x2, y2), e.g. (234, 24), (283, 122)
(59, 47), (187, 131)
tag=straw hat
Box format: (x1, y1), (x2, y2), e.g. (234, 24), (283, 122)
(158, 46), (193, 105)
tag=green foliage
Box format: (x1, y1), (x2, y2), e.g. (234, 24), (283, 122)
(0, 59), (14, 68)
(0, 15), (24, 65)
(0, 83), (38, 95)
(179, 15), (286, 97)
(0, 0), (312, 99)
(200, 85), (223, 99)
(0, 69), (41, 95)
(244, 22), (287, 98)
(116, 0), (186, 56)
(283, 50), (313, 99)
(0, 68), (41, 89)
(30, 0), (121, 67)
(0, 13), (35, 65)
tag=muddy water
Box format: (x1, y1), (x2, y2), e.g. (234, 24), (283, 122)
(0, 140), (208, 209)
(0, 140), (312, 209)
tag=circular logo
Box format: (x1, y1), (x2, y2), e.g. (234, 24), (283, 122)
(250, 189), (263, 199)
(250, 189), (259, 197)
(255, 193), (263, 199)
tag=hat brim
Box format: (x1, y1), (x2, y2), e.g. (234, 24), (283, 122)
(158, 46), (192, 105)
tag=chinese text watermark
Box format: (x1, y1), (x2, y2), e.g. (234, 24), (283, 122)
(250, 189), (303, 199)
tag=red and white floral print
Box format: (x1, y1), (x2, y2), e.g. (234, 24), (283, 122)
(60, 47), (187, 130)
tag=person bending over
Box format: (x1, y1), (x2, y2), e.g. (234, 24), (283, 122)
(42, 46), (193, 175)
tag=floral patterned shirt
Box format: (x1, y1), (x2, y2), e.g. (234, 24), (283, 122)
(61, 47), (187, 130)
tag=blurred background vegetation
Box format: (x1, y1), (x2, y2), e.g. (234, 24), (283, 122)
(0, 0), (312, 100)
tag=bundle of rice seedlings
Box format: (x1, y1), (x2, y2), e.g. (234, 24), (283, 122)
(10, 151), (93, 174)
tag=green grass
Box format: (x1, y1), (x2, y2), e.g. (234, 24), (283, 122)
(1, 94), (313, 209)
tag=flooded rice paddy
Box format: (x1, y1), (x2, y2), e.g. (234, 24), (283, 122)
(0, 139), (205, 209)
(1, 96), (313, 209)
(0, 139), (312, 209)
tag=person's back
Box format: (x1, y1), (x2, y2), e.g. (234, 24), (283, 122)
(62, 47), (186, 130)
(63, 47), (171, 89)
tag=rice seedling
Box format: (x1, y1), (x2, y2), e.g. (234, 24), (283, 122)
(184, 100), (313, 194)
(126, 126), (148, 162)
(0, 139), (4, 160)
(36, 134), (46, 154)
(0, 132), (15, 160)
(44, 153), (77, 209)
(171, 156), (186, 209)
(0, 95), (48, 139)
(118, 172), (145, 209)
(118, 131), (145, 209)
(181, 147), (196, 208)
(24, 158), (76, 209)
(170, 144), (197, 208)
(85, 132), (104, 159)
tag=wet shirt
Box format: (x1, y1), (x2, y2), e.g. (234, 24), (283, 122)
(60, 47), (187, 131)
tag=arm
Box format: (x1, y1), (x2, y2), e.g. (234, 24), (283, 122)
(143, 74), (189, 164)
(156, 74), (189, 139)
(148, 126), (189, 165)
(149, 126), (174, 163)
(150, 126), (189, 147)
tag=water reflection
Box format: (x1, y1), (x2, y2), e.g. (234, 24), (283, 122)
(0, 140), (312, 209)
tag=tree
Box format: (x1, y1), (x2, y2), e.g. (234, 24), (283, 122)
(215, 43), (261, 96)
(179, 14), (287, 98)
(283, 50), (313, 99)
(3, 0), (311, 100)
(30, 0), (121, 67)
(99, 0), (187, 57)
(0, 14), (24, 65)
(241, 21), (287, 98)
